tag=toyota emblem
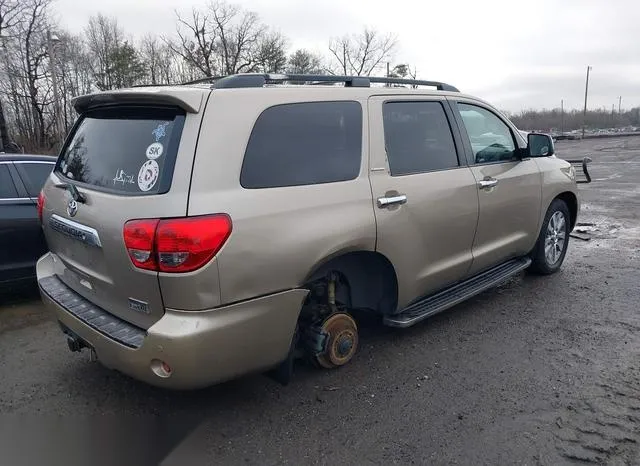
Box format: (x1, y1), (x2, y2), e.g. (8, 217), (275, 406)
(67, 198), (78, 217)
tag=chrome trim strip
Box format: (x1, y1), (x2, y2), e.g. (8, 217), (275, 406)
(49, 214), (102, 248)
(0, 160), (55, 165)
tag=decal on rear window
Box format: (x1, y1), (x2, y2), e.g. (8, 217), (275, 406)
(137, 160), (160, 192)
(152, 122), (170, 142)
(145, 143), (163, 160)
(113, 169), (135, 186)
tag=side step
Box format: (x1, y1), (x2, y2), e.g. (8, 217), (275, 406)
(384, 257), (532, 328)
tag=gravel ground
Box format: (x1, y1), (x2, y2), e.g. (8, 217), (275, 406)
(1, 137), (639, 465)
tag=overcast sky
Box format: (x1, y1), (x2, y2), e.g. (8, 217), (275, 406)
(53, 0), (639, 112)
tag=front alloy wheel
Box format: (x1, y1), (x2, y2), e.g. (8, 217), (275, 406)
(529, 199), (571, 274)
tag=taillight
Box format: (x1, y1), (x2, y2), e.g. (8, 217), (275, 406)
(123, 219), (159, 271)
(123, 215), (232, 273)
(37, 191), (45, 223)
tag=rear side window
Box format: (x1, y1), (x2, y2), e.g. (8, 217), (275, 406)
(0, 165), (18, 199)
(383, 101), (459, 176)
(14, 162), (53, 197)
(56, 107), (185, 195)
(241, 101), (362, 188)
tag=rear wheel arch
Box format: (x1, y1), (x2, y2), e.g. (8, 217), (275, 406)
(304, 251), (399, 315)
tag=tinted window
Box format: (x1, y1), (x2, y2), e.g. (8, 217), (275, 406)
(241, 101), (362, 188)
(56, 107), (185, 195)
(0, 165), (18, 199)
(457, 104), (516, 164)
(15, 163), (53, 197)
(383, 101), (458, 176)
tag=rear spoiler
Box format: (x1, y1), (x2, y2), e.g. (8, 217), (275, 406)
(564, 156), (592, 184)
(73, 88), (206, 114)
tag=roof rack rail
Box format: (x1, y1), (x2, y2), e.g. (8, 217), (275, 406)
(181, 73), (459, 92)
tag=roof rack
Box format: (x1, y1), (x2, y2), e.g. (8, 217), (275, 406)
(181, 73), (459, 92)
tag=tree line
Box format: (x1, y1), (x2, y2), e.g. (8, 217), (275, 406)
(0, 0), (411, 153)
(507, 107), (640, 133)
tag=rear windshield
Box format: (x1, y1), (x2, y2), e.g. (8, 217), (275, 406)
(56, 107), (185, 195)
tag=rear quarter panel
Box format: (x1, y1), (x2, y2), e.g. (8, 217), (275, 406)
(188, 88), (377, 305)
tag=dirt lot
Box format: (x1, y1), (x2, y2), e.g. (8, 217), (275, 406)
(1, 137), (639, 465)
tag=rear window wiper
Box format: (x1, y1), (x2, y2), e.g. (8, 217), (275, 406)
(54, 180), (87, 203)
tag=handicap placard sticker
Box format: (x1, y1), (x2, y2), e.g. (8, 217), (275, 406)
(145, 142), (164, 160)
(137, 160), (160, 192)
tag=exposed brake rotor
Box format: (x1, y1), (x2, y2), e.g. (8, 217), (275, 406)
(316, 313), (358, 369)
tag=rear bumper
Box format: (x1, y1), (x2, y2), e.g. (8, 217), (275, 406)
(37, 253), (308, 389)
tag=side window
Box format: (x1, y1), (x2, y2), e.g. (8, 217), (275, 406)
(15, 163), (53, 197)
(457, 103), (516, 164)
(0, 165), (19, 199)
(241, 101), (362, 188)
(382, 101), (459, 176)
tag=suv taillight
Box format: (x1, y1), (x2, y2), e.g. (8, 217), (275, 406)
(37, 191), (45, 224)
(123, 215), (232, 273)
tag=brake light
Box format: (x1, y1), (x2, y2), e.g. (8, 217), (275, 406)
(37, 191), (45, 223)
(123, 219), (159, 271)
(123, 215), (232, 273)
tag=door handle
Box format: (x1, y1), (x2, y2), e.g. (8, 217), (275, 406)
(478, 178), (499, 189)
(377, 194), (407, 208)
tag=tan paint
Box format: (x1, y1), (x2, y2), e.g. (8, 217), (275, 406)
(37, 84), (580, 389)
(188, 89), (377, 305)
(38, 253), (308, 390)
(367, 95), (479, 309)
(41, 92), (207, 329)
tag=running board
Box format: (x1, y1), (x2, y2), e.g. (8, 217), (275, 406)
(384, 257), (532, 328)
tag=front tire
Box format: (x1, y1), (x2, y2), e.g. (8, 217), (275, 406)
(529, 199), (571, 275)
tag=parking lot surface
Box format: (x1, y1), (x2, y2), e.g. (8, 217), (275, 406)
(1, 137), (639, 465)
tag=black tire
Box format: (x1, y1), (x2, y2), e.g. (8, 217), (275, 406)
(529, 199), (571, 275)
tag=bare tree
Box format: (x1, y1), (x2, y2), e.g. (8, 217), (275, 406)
(171, 1), (269, 78)
(168, 8), (217, 77)
(254, 31), (287, 73)
(328, 28), (397, 76)
(55, 31), (92, 132)
(0, 0), (26, 150)
(0, 0), (23, 39)
(210, 1), (265, 74)
(85, 14), (125, 90)
(2, 0), (53, 149)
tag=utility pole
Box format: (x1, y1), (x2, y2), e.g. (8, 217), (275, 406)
(386, 62), (390, 87)
(561, 99), (564, 135)
(618, 96), (622, 114)
(47, 30), (63, 150)
(582, 65), (592, 139)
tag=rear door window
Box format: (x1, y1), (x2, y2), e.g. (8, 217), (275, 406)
(56, 107), (186, 195)
(14, 162), (54, 197)
(241, 101), (362, 188)
(383, 101), (459, 176)
(0, 165), (18, 199)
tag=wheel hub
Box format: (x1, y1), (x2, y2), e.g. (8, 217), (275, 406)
(315, 313), (359, 369)
(544, 211), (567, 265)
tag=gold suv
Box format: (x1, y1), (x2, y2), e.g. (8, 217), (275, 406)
(37, 74), (579, 389)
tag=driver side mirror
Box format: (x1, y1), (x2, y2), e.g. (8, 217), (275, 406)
(527, 133), (555, 157)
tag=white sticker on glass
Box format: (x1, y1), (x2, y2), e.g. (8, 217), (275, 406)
(145, 142), (164, 160)
(137, 160), (160, 192)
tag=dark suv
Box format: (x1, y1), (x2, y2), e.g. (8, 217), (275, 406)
(0, 154), (55, 285)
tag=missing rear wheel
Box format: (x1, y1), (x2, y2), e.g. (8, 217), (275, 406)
(315, 313), (359, 369)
